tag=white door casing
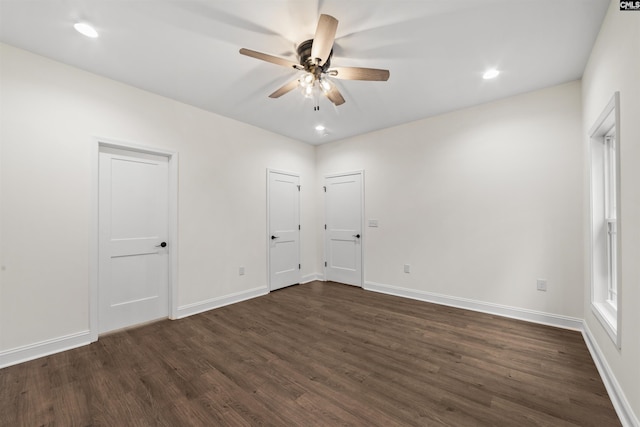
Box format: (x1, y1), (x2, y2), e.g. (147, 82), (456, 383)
(324, 171), (363, 287)
(268, 170), (301, 291)
(98, 146), (171, 334)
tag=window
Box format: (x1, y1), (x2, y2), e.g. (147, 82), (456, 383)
(589, 92), (621, 348)
(603, 131), (617, 310)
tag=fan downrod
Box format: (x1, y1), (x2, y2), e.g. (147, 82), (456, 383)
(297, 39), (332, 76)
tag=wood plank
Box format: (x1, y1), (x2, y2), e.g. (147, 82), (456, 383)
(0, 281), (621, 426)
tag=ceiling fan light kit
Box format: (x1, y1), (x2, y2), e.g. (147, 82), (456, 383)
(239, 14), (389, 110)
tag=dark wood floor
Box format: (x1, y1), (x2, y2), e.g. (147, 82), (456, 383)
(1, 281), (620, 426)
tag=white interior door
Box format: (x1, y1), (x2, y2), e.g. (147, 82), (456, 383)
(324, 172), (363, 286)
(268, 170), (300, 291)
(99, 147), (169, 334)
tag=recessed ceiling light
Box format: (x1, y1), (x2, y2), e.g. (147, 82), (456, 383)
(74, 22), (99, 38)
(315, 125), (325, 131)
(483, 68), (500, 80)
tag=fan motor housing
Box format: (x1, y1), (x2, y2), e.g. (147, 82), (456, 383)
(297, 39), (332, 73)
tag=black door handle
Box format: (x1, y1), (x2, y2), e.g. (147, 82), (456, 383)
(353, 234), (361, 239)
(156, 242), (167, 248)
(271, 235), (279, 240)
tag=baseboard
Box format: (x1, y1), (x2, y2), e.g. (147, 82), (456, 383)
(1, 287), (270, 369)
(363, 281), (637, 425)
(582, 323), (639, 427)
(176, 286), (268, 319)
(364, 281), (583, 331)
(301, 273), (324, 284)
(0, 330), (92, 369)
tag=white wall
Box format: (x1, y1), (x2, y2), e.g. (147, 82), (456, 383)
(582, 1), (640, 424)
(0, 44), (317, 355)
(317, 81), (584, 321)
(1, 11), (638, 420)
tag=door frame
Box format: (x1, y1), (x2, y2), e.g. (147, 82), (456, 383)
(266, 168), (301, 291)
(90, 137), (179, 342)
(323, 170), (365, 287)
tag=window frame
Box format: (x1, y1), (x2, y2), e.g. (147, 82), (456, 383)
(588, 92), (621, 349)
(603, 131), (617, 310)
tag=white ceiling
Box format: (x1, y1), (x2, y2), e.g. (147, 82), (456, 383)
(0, 0), (609, 144)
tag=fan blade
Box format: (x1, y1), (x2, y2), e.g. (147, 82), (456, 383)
(329, 67), (390, 81)
(325, 86), (345, 106)
(239, 48), (301, 70)
(269, 79), (300, 98)
(311, 14), (338, 66)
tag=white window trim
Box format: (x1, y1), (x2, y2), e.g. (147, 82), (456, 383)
(588, 92), (621, 349)
(603, 131), (617, 309)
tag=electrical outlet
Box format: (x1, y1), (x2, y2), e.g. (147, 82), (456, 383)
(536, 279), (547, 292)
(404, 264), (411, 273)
(239, 266), (245, 276)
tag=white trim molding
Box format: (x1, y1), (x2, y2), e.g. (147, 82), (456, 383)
(0, 330), (91, 369)
(90, 137), (180, 341)
(176, 286), (268, 319)
(0, 286), (269, 367)
(266, 168), (302, 292)
(323, 170), (365, 288)
(301, 273), (324, 284)
(587, 92), (622, 349)
(364, 281), (583, 331)
(582, 323), (639, 427)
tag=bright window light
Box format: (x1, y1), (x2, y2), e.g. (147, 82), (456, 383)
(483, 68), (500, 79)
(74, 22), (99, 38)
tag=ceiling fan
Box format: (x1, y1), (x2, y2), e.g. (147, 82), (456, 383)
(239, 14), (390, 110)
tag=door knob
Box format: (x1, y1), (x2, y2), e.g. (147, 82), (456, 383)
(271, 235), (279, 240)
(156, 242), (167, 248)
(353, 234), (361, 239)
